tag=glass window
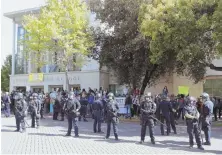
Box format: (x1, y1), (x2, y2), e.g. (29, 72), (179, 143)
(204, 79), (222, 97)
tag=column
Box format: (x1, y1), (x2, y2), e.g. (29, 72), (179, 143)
(26, 86), (31, 91)
(11, 19), (16, 75)
(44, 84), (49, 93)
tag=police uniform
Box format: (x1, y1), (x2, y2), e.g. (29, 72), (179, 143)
(14, 93), (27, 133)
(92, 94), (104, 133)
(170, 98), (177, 134)
(60, 92), (68, 121)
(53, 98), (61, 120)
(29, 93), (41, 128)
(140, 93), (156, 144)
(105, 93), (119, 140)
(184, 96), (204, 150)
(201, 93), (214, 145)
(39, 94), (45, 119)
(64, 92), (81, 137)
(79, 96), (88, 122)
(158, 97), (172, 135)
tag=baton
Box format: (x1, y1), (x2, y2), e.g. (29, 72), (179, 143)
(150, 115), (167, 127)
(24, 119), (30, 127)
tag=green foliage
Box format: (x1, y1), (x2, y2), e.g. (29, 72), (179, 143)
(139, 0), (221, 83)
(89, 0), (156, 90)
(1, 55), (12, 92)
(22, 0), (94, 71)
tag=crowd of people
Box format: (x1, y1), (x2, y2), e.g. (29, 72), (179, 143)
(1, 86), (221, 151)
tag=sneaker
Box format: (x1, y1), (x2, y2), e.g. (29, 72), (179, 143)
(74, 135), (79, 138)
(104, 137), (109, 140)
(189, 145), (193, 148)
(65, 133), (71, 136)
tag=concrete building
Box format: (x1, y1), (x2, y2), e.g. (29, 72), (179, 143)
(4, 7), (222, 97)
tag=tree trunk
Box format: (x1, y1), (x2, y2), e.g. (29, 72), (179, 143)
(65, 65), (70, 91)
(140, 64), (158, 95)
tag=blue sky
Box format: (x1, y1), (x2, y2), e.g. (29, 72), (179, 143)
(1, 0), (46, 66)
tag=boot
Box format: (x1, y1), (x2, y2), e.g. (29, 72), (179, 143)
(65, 133), (71, 136)
(203, 142), (211, 146)
(151, 140), (155, 145)
(198, 146), (204, 150)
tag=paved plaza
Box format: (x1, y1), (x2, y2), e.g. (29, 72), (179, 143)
(1, 115), (222, 154)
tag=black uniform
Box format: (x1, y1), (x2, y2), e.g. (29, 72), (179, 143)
(53, 99), (61, 120)
(105, 99), (119, 140)
(79, 97), (88, 122)
(60, 95), (68, 121)
(14, 98), (27, 132)
(169, 99), (177, 134)
(92, 99), (103, 133)
(202, 99), (214, 145)
(184, 103), (203, 149)
(64, 97), (81, 136)
(40, 97), (45, 119)
(29, 98), (41, 128)
(158, 99), (172, 135)
(140, 100), (156, 143)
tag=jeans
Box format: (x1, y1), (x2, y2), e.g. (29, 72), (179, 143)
(125, 104), (131, 118)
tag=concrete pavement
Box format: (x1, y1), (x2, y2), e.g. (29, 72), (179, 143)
(1, 115), (222, 154)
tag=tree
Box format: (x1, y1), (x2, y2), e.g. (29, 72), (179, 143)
(89, 0), (161, 93)
(1, 55), (12, 92)
(90, 0), (222, 95)
(23, 0), (94, 91)
(139, 0), (222, 90)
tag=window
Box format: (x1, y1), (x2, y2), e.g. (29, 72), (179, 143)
(204, 79), (222, 97)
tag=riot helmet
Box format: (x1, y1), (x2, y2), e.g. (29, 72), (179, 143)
(32, 93), (38, 99)
(17, 93), (23, 100)
(96, 93), (102, 100)
(108, 92), (114, 100)
(144, 92), (152, 102)
(201, 92), (210, 103)
(187, 96), (196, 105)
(68, 92), (75, 100)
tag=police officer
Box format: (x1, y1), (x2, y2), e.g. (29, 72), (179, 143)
(158, 95), (172, 135)
(169, 94), (177, 134)
(29, 93), (41, 128)
(140, 92), (156, 144)
(39, 93), (45, 119)
(105, 92), (119, 140)
(60, 91), (68, 121)
(184, 96), (204, 150)
(79, 93), (88, 122)
(53, 96), (61, 120)
(201, 93), (214, 146)
(14, 93), (27, 133)
(64, 92), (81, 137)
(92, 93), (104, 133)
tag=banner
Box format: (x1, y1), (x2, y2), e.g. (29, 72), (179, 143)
(178, 86), (189, 95)
(28, 73), (44, 82)
(115, 97), (127, 114)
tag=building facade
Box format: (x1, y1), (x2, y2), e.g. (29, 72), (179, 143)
(4, 7), (222, 97)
